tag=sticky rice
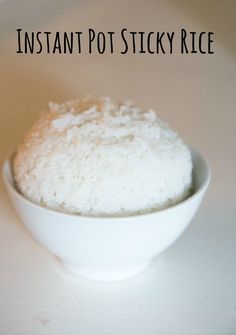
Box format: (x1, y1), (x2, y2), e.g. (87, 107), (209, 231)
(13, 97), (193, 217)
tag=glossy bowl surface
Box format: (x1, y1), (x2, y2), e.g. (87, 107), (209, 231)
(2, 148), (210, 281)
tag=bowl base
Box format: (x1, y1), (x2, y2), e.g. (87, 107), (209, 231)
(61, 261), (151, 282)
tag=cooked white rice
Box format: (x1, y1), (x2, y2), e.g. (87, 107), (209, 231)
(13, 97), (193, 217)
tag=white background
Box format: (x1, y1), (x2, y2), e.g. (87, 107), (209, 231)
(0, 0), (236, 334)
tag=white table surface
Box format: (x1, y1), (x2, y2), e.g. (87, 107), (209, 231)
(0, 1), (236, 334)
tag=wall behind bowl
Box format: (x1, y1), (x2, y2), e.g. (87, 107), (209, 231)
(0, 0), (235, 209)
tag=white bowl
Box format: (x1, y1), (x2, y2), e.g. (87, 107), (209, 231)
(2, 148), (210, 282)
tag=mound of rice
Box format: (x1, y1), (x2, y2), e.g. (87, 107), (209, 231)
(13, 97), (193, 217)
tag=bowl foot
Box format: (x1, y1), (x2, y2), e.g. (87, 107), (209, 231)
(61, 261), (151, 282)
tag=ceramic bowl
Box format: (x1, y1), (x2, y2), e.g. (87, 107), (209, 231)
(2, 147), (210, 282)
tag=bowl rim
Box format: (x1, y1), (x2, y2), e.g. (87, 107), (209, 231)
(2, 146), (211, 221)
